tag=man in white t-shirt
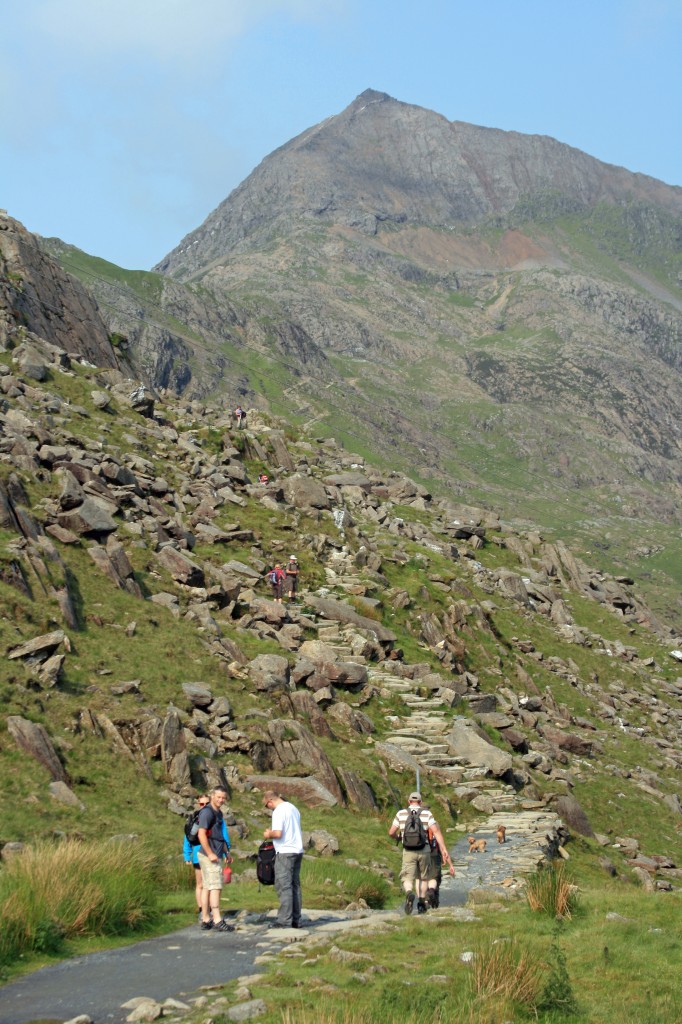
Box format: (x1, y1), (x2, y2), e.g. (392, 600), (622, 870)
(263, 791), (304, 929)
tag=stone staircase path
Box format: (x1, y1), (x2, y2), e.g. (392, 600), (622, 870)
(438, 809), (565, 906)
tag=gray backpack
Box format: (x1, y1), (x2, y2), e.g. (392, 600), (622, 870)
(402, 809), (427, 850)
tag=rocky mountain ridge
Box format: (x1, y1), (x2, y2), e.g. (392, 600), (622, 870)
(155, 90), (682, 279)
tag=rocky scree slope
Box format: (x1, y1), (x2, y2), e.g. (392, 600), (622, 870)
(1, 322), (682, 894)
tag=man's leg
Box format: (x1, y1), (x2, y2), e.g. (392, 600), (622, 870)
(194, 865), (203, 911)
(197, 853), (213, 927)
(400, 851), (418, 914)
(291, 853), (303, 926)
(274, 853), (296, 926)
(209, 886), (222, 924)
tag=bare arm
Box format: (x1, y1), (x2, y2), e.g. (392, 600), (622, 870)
(263, 827), (282, 839)
(198, 828), (218, 862)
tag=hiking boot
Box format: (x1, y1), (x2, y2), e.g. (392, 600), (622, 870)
(404, 892), (415, 915)
(417, 900), (427, 914)
(215, 919), (235, 932)
(200, 919), (213, 930)
(426, 890), (438, 909)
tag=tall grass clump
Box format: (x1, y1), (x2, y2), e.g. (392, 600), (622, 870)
(526, 863), (579, 919)
(0, 839), (159, 965)
(469, 937), (545, 1011)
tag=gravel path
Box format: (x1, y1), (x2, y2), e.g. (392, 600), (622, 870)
(0, 921), (266, 1024)
(0, 812), (561, 1024)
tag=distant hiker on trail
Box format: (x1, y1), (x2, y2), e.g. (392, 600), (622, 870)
(258, 472), (269, 485)
(234, 405), (246, 429)
(263, 790), (304, 929)
(285, 555), (299, 600)
(184, 794), (232, 921)
(196, 786), (234, 932)
(268, 563), (285, 603)
(389, 791), (450, 915)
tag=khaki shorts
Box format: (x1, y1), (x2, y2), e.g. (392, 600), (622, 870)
(197, 851), (223, 891)
(400, 848), (431, 885)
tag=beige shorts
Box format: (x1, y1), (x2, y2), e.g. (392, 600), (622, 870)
(400, 848), (431, 885)
(197, 851), (223, 891)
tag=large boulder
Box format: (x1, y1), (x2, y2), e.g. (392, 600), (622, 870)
(248, 654), (290, 693)
(7, 716), (69, 782)
(447, 719), (512, 777)
(553, 794), (595, 838)
(282, 475), (331, 510)
(247, 774), (339, 808)
(539, 724), (594, 758)
(57, 496), (118, 535)
(254, 719), (344, 804)
(155, 546), (205, 587)
(305, 596), (396, 645)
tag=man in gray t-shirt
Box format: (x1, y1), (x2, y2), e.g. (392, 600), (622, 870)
(197, 786), (233, 932)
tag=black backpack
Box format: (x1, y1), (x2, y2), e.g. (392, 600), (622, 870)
(184, 809), (202, 846)
(402, 808), (427, 850)
(256, 840), (276, 885)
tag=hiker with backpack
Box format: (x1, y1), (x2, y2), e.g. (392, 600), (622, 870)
(184, 794), (232, 923)
(424, 808), (455, 909)
(267, 563), (285, 603)
(284, 555), (299, 601)
(195, 786), (234, 932)
(388, 791), (451, 915)
(262, 790), (304, 929)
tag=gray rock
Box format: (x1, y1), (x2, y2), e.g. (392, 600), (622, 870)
(7, 716), (68, 782)
(156, 546), (205, 587)
(553, 795), (595, 838)
(58, 496), (118, 535)
(182, 682), (214, 708)
(8, 629), (66, 660)
(247, 775), (338, 807)
(447, 719), (512, 776)
(282, 475), (330, 510)
(248, 654), (290, 692)
(48, 781), (85, 809)
(227, 999), (267, 1022)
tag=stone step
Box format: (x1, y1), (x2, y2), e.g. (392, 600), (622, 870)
(401, 701), (447, 711)
(420, 752), (464, 766)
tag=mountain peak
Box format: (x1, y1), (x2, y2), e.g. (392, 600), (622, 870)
(155, 91), (682, 281)
(347, 88), (394, 110)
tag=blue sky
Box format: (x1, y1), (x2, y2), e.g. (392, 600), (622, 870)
(3, 0), (681, 270)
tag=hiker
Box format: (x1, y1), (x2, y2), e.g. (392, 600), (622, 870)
(425, 811), (455, 909)
(262, 790), (304, 929)
(258, 472), (269, 485)
(388, 791), (450, 915)
(284, 555), (299, 600)
(196, 786), (234, 932)
(184, 794), (232, 920)
(268, 563), (285, 603)
(234, 405), (246, 429)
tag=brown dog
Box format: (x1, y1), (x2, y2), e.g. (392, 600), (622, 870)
(467, 835), (487, 853)
(496, 824), (507, 844)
